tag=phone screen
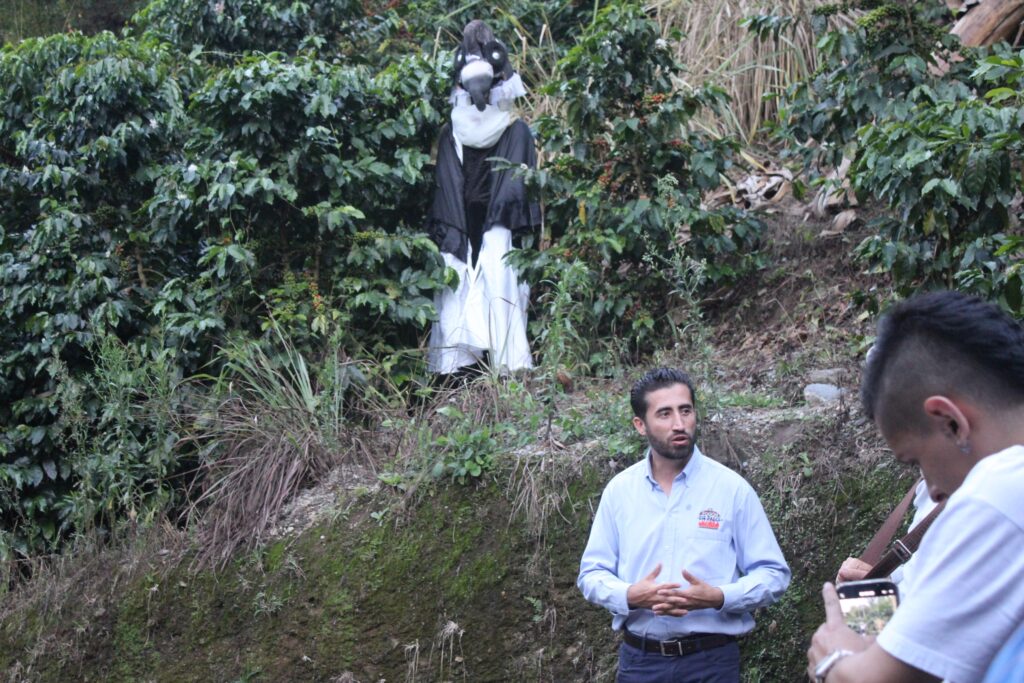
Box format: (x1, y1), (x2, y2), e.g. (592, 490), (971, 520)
(838, 580), (899, 636)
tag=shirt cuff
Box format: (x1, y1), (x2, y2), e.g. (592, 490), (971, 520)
(717, 582), (742, 613)
(608, 580), (633, 616)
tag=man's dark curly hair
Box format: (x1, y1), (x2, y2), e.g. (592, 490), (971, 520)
(630, 367), (696, 419)
(861, 290), (1024, 431)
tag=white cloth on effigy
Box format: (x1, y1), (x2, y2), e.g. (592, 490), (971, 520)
(428, 226), (531, 374)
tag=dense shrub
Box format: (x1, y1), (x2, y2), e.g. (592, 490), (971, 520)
(148, 51), (452, 359)
(0, 0), (144, 44)
(398, 0), (594, 50)
(510, 2), (764, 367)
(0, 33), (194, 556)
(132, 0), (395, 61)
(0, 0), (765, 558)
(853, 63), (1024, 313)
(777, 1), (966, 169)
(0, 16), (452, 557)
(777, 1), (1024, 315)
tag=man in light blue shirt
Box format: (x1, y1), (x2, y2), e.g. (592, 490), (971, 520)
(578, 367), (791, 682)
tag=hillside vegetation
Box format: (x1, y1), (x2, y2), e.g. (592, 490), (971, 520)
(1, 0), (1023, 680)
(0, 219), (919, 679)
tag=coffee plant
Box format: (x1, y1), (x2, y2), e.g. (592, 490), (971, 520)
(0, 33), (194, 555)
(510, 1), (764, 367)
(0, 6), (453, 558)
(133, 0), (396, 62)
(776, 1), (1024, 315)
(777, 0), (966, 169)
(853, 51), (1024, 313)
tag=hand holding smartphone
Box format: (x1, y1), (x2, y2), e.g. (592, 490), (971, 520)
(836, 579), (899, 636)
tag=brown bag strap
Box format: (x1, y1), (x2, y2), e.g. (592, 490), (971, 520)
(860, 479), (921, 566)
(865, 499), (946, 580)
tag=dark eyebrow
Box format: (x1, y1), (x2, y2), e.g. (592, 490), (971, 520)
(656, 403), (693, 413)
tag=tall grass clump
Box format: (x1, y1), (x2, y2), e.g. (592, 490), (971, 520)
(183, 331), (367, 568)
(654, 0), (849, 141)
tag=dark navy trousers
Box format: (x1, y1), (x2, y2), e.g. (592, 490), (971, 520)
(616, 640), (741, 683)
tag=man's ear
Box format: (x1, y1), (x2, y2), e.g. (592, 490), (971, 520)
(922, 395), (970, 442)
(632, 416), (647, 436)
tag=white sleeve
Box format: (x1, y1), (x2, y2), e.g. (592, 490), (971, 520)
(877, 498), (1024, 683)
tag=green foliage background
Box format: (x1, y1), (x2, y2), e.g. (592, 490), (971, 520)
(0, 0), (144, 44)
(0, 0), (763, 559)
(777, 0), (1024, 313)
(2, 0), (1022, 586)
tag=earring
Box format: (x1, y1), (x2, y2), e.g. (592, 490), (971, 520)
(957, 439), (971, 455)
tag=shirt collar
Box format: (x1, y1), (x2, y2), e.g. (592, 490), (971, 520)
(643, 445), (704, 489)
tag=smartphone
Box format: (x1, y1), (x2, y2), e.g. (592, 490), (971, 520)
(837, 579), (900, 636)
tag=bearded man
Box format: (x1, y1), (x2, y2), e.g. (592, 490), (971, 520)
(578, 367), (791, 682)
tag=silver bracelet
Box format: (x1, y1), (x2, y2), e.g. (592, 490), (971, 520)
(814, 649), (854, 683)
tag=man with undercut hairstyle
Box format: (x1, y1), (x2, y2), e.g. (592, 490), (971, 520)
(579, 368), (790, 682)
(808, 291), (1024, 683)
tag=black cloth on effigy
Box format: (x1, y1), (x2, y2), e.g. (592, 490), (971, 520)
(427, 119), (542, 266)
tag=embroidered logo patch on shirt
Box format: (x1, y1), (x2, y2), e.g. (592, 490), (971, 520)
(698, 508), (721, 530)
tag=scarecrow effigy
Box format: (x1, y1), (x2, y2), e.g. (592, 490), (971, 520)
(426, 20), (542, 375)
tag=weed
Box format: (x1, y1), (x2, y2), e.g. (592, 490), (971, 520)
(433, 619), (466, 682)
(715, 391), (787, 410)
(232, 668), (263, 683)
(429, 406), (501, 484)
(404, 639), (421, 683)
(252, 590), (283, 618)
(50, 333), (183, 550)
(525, 595), (543, 622)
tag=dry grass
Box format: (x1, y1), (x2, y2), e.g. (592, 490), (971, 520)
(506, 449), (579, 543)
(480, 0), (853, 144)
(328, 673), (361, 683)
(403, 639), (422, 683)
(185, 411), (336, 569)
(654, 0), (850, 142)
(432, 619), (466, 682)
(0, 523), (186, 679)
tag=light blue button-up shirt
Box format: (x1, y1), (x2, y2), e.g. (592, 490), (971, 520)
(578, 447), (790, 638)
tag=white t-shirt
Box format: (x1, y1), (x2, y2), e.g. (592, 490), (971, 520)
(890, 479), (939, 589)
(877, 445), (1024, 683)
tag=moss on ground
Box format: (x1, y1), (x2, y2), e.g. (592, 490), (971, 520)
(0, 407), (913, 681)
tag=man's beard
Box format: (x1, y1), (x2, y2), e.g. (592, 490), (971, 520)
(647, 430), (696, 461)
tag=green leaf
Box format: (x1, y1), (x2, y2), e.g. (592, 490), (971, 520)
(920, 178), (959, 197)
(42, 460), (57, 480)
(437, 405), (464, 419)
(984, 88), (1017, 103)
(26, 466), (44, 487)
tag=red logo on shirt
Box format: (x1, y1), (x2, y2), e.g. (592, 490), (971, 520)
(698, 509), (721, 530)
